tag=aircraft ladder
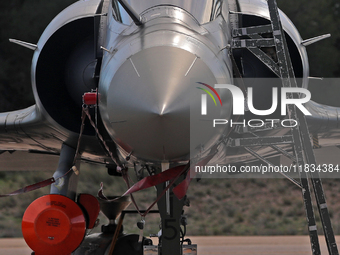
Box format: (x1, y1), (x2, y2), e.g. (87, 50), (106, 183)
(229, 0), (339, 254)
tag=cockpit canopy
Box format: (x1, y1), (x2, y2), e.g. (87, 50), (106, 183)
(112, 0), (223, 25)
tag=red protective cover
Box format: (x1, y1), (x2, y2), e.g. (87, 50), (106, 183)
(77, 193), (100, 229)
(22, 194), (86, 255)
(83, 92), (97, 105)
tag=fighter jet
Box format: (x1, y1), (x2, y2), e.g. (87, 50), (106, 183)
(1, 0), (339, 254)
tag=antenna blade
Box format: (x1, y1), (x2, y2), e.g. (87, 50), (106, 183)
(9, 39), (37, 51)
(301, 34), (331, 47)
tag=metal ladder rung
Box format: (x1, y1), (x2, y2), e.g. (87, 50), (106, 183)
(229, 135), (293, 147)
(232, 24), (273, 37)
(233, 120), (288, 134)
(232, 38), (276, 48)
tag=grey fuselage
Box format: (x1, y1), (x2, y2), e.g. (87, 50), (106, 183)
(4, 0), (331, 168)
(99, 1), (234, 163)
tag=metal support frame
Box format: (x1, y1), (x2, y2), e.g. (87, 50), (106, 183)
(230, 0), (338, 254)
(156, 171), (186, 255)
(116, 0), (143, 26)
(50, 143), (79, 201)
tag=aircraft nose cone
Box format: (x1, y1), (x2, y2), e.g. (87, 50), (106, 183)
(100, 46), (218, 161)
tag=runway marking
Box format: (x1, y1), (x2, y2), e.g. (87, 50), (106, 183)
(185, 56), (198, 77)
(129, 58), (141, 77)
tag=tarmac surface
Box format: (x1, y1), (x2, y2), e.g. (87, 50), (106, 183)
(1, 236), (340, 255)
